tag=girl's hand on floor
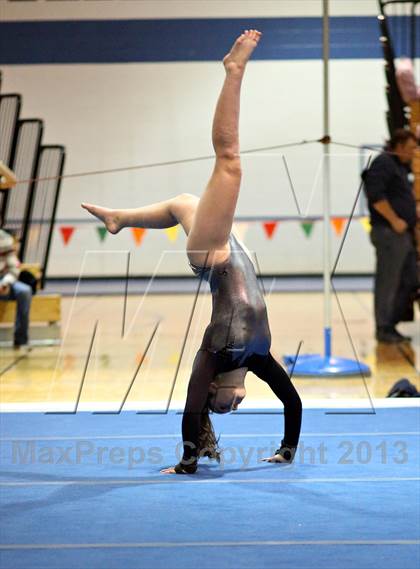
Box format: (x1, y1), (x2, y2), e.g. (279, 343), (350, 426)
(160, 466), (177, 474)
(260, 454), (288, 463)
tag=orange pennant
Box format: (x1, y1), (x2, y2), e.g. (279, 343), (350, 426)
(135, 351), (148, 366)
(60, 226), (75, 245)
(63, 354), (76, 371)
(131, 227), (146, 246)
(331, 217), (346, 236)
(263, 221), (278, 239)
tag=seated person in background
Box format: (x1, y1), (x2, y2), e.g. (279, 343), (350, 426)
(0, 229), (32, 351)
(0, 160), (17, 190)
(0, 162), (32, 351)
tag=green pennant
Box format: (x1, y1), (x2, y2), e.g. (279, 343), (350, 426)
(301, 222), (314, 238)
(96, 226), (108, 242)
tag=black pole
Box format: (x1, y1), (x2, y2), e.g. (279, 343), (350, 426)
(19, 119), (44, 261)
(41, 146), (65, 288)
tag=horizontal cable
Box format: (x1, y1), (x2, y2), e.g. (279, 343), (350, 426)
(14, 139), (322, 186)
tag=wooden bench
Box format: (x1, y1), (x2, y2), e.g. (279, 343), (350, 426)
(0, 295), (61, 324)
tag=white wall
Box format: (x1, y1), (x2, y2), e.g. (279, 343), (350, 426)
(1, 1), (407, 276)
(3, 0), (380, 20)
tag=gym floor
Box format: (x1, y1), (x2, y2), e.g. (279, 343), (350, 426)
(1, 291), (418, 406)
(0, 290), (419, 569)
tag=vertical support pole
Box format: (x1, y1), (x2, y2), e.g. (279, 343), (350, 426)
(322, 0), (332, 358)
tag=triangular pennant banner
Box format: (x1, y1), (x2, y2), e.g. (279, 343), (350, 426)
(233, 222), (250, 242)
(165, 225), (179, 242)
(331, 217), (346, 236)
(60, 226), (75, 246)
(301, 222), (314, 238)
(359, 217), (371, 233)
(135, 351), (148, 366)
(131, 227), (146, 246)
(263, 221), (278, 239)
(96, 226), (108, 242)
(100, 354), (110, 367)
(63, 354), (76, 371)
(167, 352), (180, 365)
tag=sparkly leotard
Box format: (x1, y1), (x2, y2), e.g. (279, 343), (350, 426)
(177, 233), (302, 473)
(190, 233), (271, 364)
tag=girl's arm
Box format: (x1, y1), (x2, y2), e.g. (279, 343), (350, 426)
(161, 350), (220, 474)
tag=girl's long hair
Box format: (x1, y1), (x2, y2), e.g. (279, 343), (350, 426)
(198, 407), (221, 463)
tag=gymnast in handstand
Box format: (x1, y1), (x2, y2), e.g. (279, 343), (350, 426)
(82, 29), (302, 474)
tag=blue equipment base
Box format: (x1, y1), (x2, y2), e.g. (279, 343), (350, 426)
(283, 353), (371, 377)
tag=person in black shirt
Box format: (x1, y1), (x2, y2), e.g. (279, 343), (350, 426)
(363, 129), (418, 344)
(82, 30), (302, 474)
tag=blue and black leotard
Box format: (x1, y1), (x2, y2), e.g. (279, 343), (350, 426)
(178, 233), (302, 472)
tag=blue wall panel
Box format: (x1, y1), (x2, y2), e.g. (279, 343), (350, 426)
(1, 16), (411, 64)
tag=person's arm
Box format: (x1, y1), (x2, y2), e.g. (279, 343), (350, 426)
(247, 352), (301, 463)
(372, 200), (408, 233)
(363, 155), (407, 233)
(161, 350), (219, 474)
(0, 250), (20, 294)
(0, 161), (17, 190)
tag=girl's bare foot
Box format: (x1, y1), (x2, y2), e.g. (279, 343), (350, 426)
(223, 29), (262, 74)
(81, 203), (122, 234)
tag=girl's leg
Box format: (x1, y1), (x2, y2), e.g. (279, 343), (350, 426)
(82, 30), (261, 261)
(81, 192), (199, 236)
(186, 30), (261, 268)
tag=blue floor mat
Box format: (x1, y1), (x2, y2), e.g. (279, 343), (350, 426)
(1, 408), (419, 569)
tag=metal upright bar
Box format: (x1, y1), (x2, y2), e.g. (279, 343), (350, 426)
(322, 0), (332, 358)
(284, 0), (370, 376)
